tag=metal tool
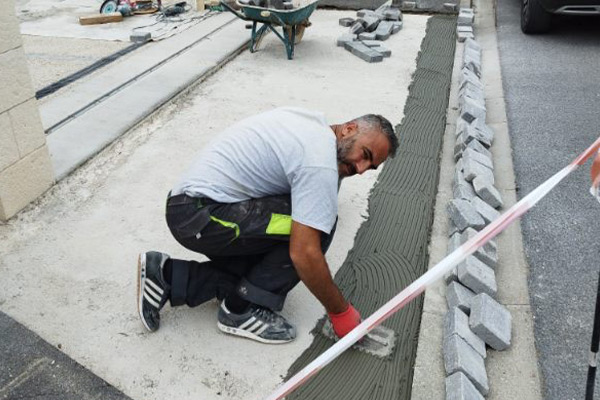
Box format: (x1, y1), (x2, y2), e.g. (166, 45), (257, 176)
(321, 319), (397, 359)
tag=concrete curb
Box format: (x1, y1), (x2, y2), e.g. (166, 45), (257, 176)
(411, 0), (544, 398)
(44, 14), (249, 181)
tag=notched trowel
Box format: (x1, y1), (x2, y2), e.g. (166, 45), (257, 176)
(321, 320), (397, 359)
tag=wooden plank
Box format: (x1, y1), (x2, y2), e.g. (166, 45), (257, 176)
(79, 12), (123, 25)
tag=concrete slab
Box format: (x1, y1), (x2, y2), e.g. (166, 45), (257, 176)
(40, 13), (241, 131)
(46, 16), (249, 180)
(412, 309), (446, 398)
(488, 122), (516, 190)
(0, 10), (431, 400)
(485, 306), (543, 399)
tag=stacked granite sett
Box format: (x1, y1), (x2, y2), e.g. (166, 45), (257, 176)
(336, 4), (403, 63)
(443, 29), (512, 400)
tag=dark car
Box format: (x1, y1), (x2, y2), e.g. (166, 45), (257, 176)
(521, 0), (600, 33)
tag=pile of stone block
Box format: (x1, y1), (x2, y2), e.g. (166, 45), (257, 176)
(238, 0), (295, 10)
(456, 7), (474, 42)
(336, 4), (404, 63)
(443, 36), (512, 399)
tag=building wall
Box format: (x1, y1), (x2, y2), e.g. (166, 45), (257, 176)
(0, 0), (54, 221)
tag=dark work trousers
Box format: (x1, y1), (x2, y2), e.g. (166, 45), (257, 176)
(165, 193), (336, 311)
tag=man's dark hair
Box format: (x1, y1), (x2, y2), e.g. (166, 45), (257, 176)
(353, 114), (399, 158)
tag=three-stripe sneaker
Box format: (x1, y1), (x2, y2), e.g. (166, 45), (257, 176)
(217, 302), (296, 344)
(137, 251), (171, 332)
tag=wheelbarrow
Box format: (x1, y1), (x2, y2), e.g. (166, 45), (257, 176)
(220, 0), (318, 60)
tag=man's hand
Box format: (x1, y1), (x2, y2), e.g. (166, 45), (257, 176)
(289, 221), (348, 314)
(328, 304), (361, 338)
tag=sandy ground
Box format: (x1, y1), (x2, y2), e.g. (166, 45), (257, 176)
(0, 11), (429, 400)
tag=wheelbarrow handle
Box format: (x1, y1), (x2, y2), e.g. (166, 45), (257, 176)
(219, 1), (250, 20)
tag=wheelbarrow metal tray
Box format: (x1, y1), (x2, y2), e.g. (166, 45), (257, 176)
(221, 0), (318, 59)
(237, 0), (319, 25)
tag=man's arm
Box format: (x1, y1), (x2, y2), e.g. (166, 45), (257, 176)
(289, 221), (348, 314)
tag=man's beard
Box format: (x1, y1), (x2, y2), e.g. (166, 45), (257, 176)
(337, 136), (357, 177)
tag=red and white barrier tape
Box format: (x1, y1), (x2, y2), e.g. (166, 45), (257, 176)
(265, 136), (600, 400)
(591, 146), (600, 202)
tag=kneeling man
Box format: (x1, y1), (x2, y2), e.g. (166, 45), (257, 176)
(137, 107), (398, 344)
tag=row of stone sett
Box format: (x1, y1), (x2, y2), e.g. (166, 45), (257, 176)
(336, 4), (403, 63)
(456, 7), (475, 42)
(443, 36), (512, 400)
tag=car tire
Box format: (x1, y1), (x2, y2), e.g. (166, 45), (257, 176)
(521, 0), (552, 33)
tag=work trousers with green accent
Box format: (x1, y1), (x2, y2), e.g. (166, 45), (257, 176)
(165, 193), (335, 311)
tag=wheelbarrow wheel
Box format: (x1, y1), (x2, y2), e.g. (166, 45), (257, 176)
(100, 0), (119, 14)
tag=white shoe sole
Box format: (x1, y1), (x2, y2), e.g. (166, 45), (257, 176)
(217, 322), (294, 344)
(137, 253), (154, 332)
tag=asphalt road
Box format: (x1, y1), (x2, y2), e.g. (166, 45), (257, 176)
(0, 311), (130, 400)
(496, 2), (600, 399)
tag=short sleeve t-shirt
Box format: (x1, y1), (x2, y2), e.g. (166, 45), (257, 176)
(171, 107), (339, 234)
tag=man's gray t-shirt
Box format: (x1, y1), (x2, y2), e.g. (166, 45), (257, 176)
(171, 107), (338, 234)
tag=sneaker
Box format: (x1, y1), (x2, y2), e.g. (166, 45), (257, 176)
(137, 251), (171, 332)
(217, 302), (296, 344)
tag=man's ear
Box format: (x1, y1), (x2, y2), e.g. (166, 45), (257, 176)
(341, 122), (358, 138)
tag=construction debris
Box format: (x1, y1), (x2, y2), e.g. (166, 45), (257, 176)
(79, 12), (123, 25)
(336, 4), (403, 63)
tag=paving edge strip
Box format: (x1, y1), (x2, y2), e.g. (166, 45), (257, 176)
(46, 20), (249, 182)
(285, 16), (456, 400)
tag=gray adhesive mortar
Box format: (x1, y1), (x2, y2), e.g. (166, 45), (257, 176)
(286, 16), (456, 400)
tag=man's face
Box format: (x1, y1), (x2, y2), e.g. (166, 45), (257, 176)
(337, 123), (391, 178)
